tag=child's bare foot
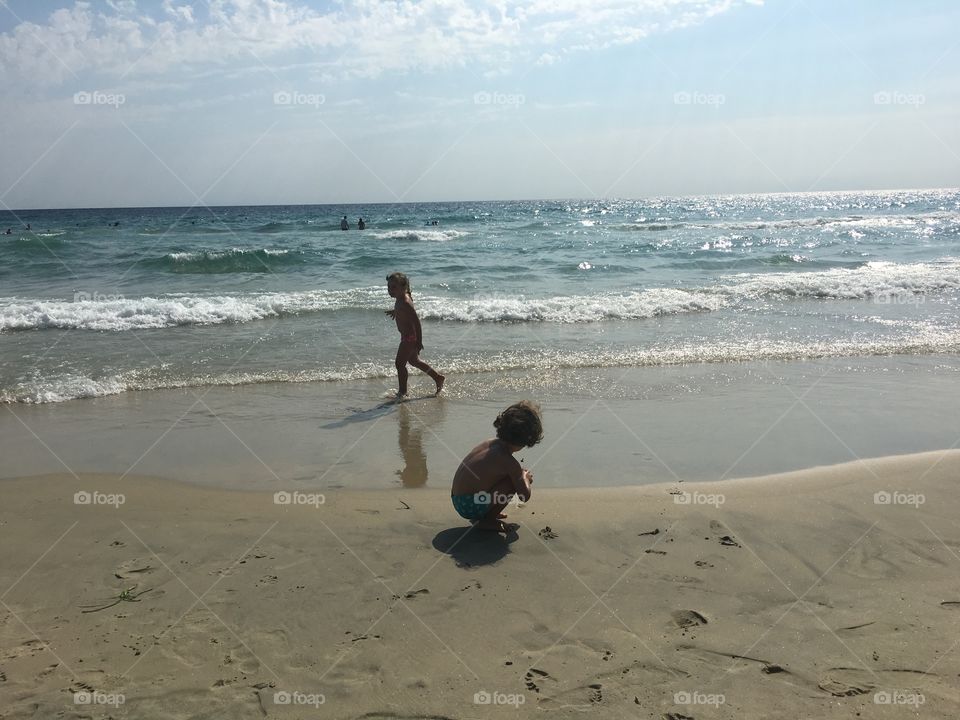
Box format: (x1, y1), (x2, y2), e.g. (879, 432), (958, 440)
(434, 374), (445, 394)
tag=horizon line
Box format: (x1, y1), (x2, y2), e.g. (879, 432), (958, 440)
(3, 186), (957, 214)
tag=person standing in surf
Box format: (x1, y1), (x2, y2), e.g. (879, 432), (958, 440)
(385, 272), (444, 398)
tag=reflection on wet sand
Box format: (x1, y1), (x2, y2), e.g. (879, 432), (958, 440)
(396, 398), (446, 487)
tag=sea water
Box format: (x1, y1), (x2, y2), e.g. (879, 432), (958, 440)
(1, 189), (959, 404)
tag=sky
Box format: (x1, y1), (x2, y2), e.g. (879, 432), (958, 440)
(0, 0), (957, 209)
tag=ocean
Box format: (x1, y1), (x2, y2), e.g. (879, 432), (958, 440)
(2, 189), (959, 405)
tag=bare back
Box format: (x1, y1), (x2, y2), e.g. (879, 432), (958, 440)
(393, 294), (417, 337)
(451, 439), (523, 496)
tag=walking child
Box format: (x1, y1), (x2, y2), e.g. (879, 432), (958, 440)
(451, 401), (542, 532)
(385, 272), (444, 397)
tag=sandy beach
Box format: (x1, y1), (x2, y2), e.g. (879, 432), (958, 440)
(2, 450), (957, 718)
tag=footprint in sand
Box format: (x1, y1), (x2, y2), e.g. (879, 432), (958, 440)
(663, 714), (695, 720)
(348, 633), (382, 643)
(708, 520), (741, 547)
(391, 588), (429, 600)
(3, 639), (46, 661)
(538, 526), (558, 539)
(671, 610), (708, 629)
(817, 668), (875, 697)
(224, 646), (261, 674)
(587, 683), (602, 703)
(114, 559), (154, 579)
(524, 667), (551, 694)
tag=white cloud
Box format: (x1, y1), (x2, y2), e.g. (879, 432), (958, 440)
(0, 0), (757, 88)
(162, 1), (195, 24)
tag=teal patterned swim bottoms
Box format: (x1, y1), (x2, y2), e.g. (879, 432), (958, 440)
(451, 493), (492, 520)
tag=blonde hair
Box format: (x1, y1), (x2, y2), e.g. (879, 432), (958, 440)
(386, 272), (411, 296)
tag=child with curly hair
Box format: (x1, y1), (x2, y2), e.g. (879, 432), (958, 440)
(451, 401), (543, 532)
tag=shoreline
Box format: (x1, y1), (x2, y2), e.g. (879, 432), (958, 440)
(3, 354), (959, 492)
(2, 450), (958, 718)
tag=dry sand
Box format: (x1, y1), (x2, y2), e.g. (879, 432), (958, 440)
(1, 451), (958, 718)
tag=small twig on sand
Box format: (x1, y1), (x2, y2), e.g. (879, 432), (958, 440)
(80, 586), (153, 614)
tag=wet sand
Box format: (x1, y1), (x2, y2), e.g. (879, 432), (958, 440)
(2, 355), (959, 491)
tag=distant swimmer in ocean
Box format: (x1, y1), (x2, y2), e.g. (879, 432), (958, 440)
(358, 217), (366, 230)
(385, 272), (444, 398)
(4, 228), (10, 235)
(340, 215), (349, 230)
(25, 223), (31, 231)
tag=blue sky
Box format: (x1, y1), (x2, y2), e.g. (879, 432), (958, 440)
(0, 0), (957, 208)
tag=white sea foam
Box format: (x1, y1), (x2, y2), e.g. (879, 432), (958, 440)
(166, 247), (291, 262)
(2, 259), (959, 332)
(721, 259), (960, 301)
(693, 210), (960, 233)
(417, 288), (725, 323)
(1, 366), (394, 404)
(0, 288), (383, 331)
(368, 229), (469, 242)
(4, 373), (131, 404)
(6, 330), (960, 404)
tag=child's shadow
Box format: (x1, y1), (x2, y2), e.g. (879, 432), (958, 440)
(432, 525), (519, 568)
(321, 395), (435, 430)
